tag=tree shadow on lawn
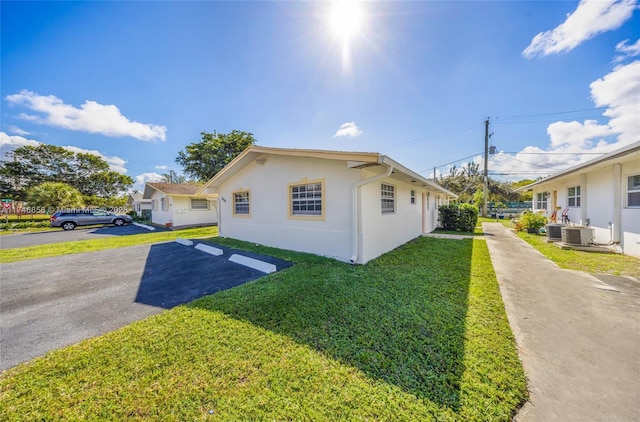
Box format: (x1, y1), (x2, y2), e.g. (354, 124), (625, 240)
(189, 237), (472, 410)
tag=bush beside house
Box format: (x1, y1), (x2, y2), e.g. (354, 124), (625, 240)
(438, 203), (479, 232)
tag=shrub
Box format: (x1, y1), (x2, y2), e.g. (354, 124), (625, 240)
(0, 221), (50, 231)
(438, 204), (460, 231)
(459, 203), (479, 232)
(520, 211), (547, 233)
(438, 203), (478, 232)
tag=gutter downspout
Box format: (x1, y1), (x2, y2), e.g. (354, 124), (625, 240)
(351, 161), (393, 264)
(215, 197), (223, 237)
(613, 163), (622, 243)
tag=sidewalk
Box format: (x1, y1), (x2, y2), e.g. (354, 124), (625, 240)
(482, 223), (640, 422)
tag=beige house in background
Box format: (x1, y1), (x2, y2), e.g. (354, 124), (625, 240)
(126, 192), (152, 217)
(143, 182), (217, 228)
(197, 146), (456, 264)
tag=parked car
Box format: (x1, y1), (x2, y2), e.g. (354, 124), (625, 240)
(50, 209), (133, 230)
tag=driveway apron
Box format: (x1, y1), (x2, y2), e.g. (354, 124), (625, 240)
(482, 222), (640, 421)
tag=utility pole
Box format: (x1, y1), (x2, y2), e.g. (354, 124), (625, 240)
(483, 118), (489, 218)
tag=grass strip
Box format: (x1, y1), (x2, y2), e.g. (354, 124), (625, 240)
(516, 231), (640, 278)
(0, 236), (526, 420)
(0, 226), (218, 263)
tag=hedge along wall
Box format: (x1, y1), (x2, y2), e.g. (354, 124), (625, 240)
(438, 203), (479, 232)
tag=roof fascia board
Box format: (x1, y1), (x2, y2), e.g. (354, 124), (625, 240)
(380, 156), (458, 198)
(515, 141), (640, 192)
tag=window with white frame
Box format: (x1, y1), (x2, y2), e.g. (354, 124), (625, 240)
(233, 191), (250, 215)
(536, 192), (548, 210)
(381, 183), (395, 214)
(190, 199), (209, 210)
(410, 190), (416, 205)
(152, 199), (158, 211)
(628, 175), (640, 207)
(161, 197), (169, 211)
(567, 186), (581, 207)
(290, 181), (323, 217)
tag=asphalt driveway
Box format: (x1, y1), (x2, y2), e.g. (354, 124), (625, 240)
(0, 240), (292, 371)
(0, 223), (163, 249)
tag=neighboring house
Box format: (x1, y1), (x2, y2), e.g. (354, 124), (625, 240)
(142, 182), (217, 228)
(126, 193), (152, 217)
(196, 146), (457, 264)
(516, 141), (640, 258)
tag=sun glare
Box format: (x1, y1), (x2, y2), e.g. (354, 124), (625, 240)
(329, 0), (363, 42)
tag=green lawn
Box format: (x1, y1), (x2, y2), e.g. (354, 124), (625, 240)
(516, 231), (640, 279)
(0, 236), (526, 421)
(0, 226), (218, 263)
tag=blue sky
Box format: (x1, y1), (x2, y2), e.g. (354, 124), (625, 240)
(2, 0), (639, 191)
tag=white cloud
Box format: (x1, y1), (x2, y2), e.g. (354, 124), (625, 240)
(0, 132), (41, 160)
(490, 61), (640, 179)
(614, 38), (640, 61)
(0, 131), (128, 174)
(6, 125), (31, 136)
(133, 172), (163, 192)
(333, 121), (362, 138)
(5, 90), (167, 141)
(63, 145), (128, 174)
(155, 165), (169, 170)
(523, 0), (638, 58)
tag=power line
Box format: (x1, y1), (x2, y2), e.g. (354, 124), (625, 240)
(495, 107), (607, 120)
(501, 151), (604, 155)
(417, 152), (483, 174)
(497, 154), (565, 171)
(381, 121), (483, 152)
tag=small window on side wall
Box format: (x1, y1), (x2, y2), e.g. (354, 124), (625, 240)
(381, 183), (395, 214)
(628, 175), (640, 207)
(233, 191), (250, 216)
(190, 199), (209, 210)
(410, 190), (416, 205)
(567, 186), (581, 207)
(289, 179), (324, 220)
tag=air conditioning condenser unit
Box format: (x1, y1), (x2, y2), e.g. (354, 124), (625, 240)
(561, 226), (594, 246)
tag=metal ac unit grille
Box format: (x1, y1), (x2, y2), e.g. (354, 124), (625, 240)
(546, 224), (565, 241)
(561, 227), (594, 246)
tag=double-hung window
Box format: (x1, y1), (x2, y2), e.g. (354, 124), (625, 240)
(190, 199), (209, 210)
(290, 179), (324, 219)
(233, 191), (250, 216)
(567, 186), (581, 207)
(536, 192), (548, 210)
(410, 190), (416, 205)
(628, 175), (640, 207)
(381, 183), (395, 214)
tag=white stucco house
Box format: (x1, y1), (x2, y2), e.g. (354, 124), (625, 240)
(196, 146), (457, 264)
(126, 193), (152, 217)
(516, 141), (640, 258)
(142, 182), (217, 228)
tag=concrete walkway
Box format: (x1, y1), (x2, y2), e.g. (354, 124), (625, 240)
(482, 222), (640, 422)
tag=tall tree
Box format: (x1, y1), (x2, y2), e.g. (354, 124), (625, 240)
(27, 182), (84, 210)
(160, 170), (189, 184)
(175, 130), (256, 181)
(0, 144), (133, 199)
